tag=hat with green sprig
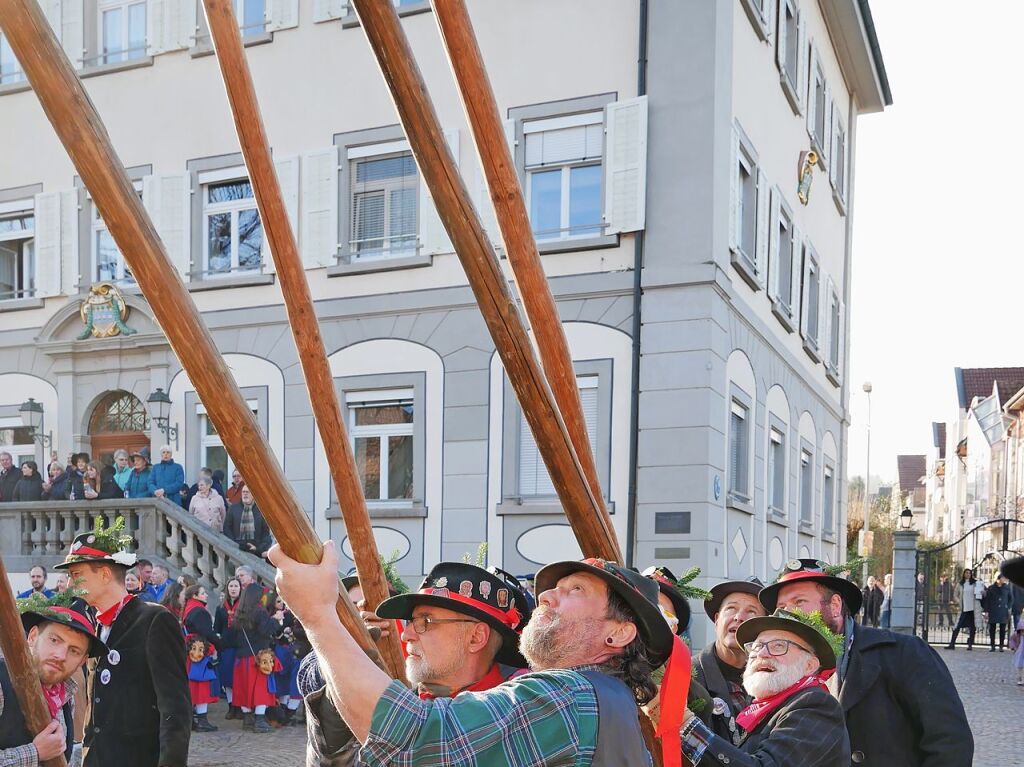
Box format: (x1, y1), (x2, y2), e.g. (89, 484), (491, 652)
(18, 589), (107, 658)
(54, 516), (137, 570)
(736, 608), (844, 670)
(758, 558), (867, 614)
(641, 565), (712, 636)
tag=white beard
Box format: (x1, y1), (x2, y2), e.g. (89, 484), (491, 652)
(742, 659), (807, 700)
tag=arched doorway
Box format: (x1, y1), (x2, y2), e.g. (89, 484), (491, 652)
(89, 391), (150, 466)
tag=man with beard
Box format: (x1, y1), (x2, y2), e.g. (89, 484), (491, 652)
(298, 564), (531, 766)
(761, 559), (973, 766)
(0, 594), (106, 765)
(271, 543), (673, 766)
(680, 608), (849, 766)
(17, 565), (55, 599)
(691, 577), (765, 743)
(56, 521), (191, 767)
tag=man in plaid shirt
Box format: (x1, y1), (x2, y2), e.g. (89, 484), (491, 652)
(272, 542), (674, 766)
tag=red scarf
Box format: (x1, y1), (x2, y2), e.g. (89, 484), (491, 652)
(224, 598), (239, 627)
(182, 599), (207, 627)
(96, 594), (134, 627)
(41, 682), (68, 720)
(654, 636), (691, 767)
(417, 662), (507, 700)
(735, 672), (829, 733)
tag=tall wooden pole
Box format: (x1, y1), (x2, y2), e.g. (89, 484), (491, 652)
(430, 0), (609, 522)
(0, 0), (383, 667)
(0, 555), (67, 767)
(200, 0), (406, 683)
(350, 0), (622, 561)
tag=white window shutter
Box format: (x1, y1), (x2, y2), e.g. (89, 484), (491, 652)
(420, 128), (460, 256)
(767, 187), (780, 302)
(821, 84), (832, 165)
(765, 0), (775, 45)
(147, 0), (195, 55)
(301, 146), (339, 269)
(775, 1), (786, 72)
(754, 169), (769, 287)
(799, 246), (812, 339)
(796, 12), (808, 113)
(145, 173), (192, 280)
(265, 155), (300, 274)
(61, 0), (84, 68)
(267, 0), (299, 31)
(604, 95), (648, 234)
(836, 297), (846, 375)
(789, 225), (802, 321)
(475, 120), (513, 250)
(58, 191), (80, 294)
(33, 193), (62, 298)
(313, 0), (347, 22)
(805, 50), (817, 137)
(823, 273), (835, 361)
(147, 0), (167, 55)
(729, 125), (739, 253)
(829, 106), (841, 188)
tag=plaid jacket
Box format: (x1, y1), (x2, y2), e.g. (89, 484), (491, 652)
(359, 667), (604, 766)
(0, 671), (78, 767)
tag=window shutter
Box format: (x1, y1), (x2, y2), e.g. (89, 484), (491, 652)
(823, 273), (835, 364)
(474, 120), (513, 251)
(58, 190), (79, 294)
(765, 0), (775, 45)
(829, 105), (841, 188)
(33, 193), (62, 298)
(805, 49), (817, 137)
(775, 1), (787, 73)
(265, 155), (300, 274)
(267, 0), (299, 31)
(147, 0), (167, 55)
(754, 169), (769, 287)
(313, 0), (347, 22)
(604, 95), (648, 234)
(147, 0), (196, 55)
(796, 11), (808, 113)
(836, 297), (846, 375)
(789, 224), (802, 321)
(767, 187), (780, 302)
(61, 0), (84, 67)
(729, 125), (740, 253)
(820, 84), (832, 166)
(301, 146), (339, 268)
(145, 173), (192, 280)
(420, 128), (460, 256)
(800, 247), (813, 341)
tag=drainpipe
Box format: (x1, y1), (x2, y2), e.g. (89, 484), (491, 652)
(625, 0), (649, 568)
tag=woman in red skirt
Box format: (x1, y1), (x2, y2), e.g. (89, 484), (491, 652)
(187, 637), (219, 732)
(231, 583), (279, 733)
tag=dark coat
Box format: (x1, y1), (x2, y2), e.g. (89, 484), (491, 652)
(0, 468), (19, 502)
(861, 585), (884, 624)
(224, 502), (273, 556)
(41, 470), (69, 500)
(692, 687), (849, 766)
(233, 608), (278, 658)
(11, 475), (43, 501)
(183, 601), (221, 650)
(982, 583), (1012, 624)
(84, 597), (191, 767)
(692, 643), (749, 743)
(838, 625), (973, 766)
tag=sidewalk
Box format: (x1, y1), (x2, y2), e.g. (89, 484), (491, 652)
(188, 703), (306, 767)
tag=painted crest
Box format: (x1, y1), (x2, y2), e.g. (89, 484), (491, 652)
(458, 580), (473, 598)
(78, 283), (137, 340)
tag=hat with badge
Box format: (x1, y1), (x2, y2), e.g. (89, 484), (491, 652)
(54, 516), (137, 571)
(704, 576), (765, 621)
(759, 558), (863, 614)
(18, 591), (107, 658)
(736, 608), (844, 671)
(376, 562), (532, 667)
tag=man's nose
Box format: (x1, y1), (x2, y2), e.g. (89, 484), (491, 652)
(538, 588), (558, 608)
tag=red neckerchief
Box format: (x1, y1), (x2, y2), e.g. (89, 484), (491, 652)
(735, 671), (830, 733)
(96, 594), (134, 627)
(655, 636), (691, 767)
(41, 681), (68, 720)
(417, 662), (508, 700)
(224, 598), (238, 627)
(182, 599), (207, 625)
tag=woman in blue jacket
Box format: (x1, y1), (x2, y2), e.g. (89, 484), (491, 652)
(148, 445), (185, 500)
(124, 447), (153, 498)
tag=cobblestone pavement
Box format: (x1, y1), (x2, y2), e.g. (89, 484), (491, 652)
(938, 642), (1024, 765)
(188, 703), (306, 767)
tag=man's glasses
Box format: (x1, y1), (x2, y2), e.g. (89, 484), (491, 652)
(408, 616), (479, 635)
(743, 638), (813, 657)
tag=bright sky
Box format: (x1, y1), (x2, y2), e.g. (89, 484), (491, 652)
(845, 3), (1024, 486)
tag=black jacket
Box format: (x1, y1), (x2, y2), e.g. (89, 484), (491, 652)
(233, 608), (278, 658)
(692, 643), (749, 743)
(84, 597), (191, 767)
(41, 471), (69, 500)
(0, 469), (19, 502)
(11, 475), (43, 501)
(224, 502), (273, 555)
(861, 585), (884, 624)
(183, 601), (221, 650)
(839, 625), (973, 766)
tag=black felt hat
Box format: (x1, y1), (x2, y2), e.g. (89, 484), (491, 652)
(1002, 557), (1024, 589)
(640, 565), (691, 635)
(377, 562), (531, 667)
(20, 596), (107, 658)
(341, 574), (399, 598)
(759, 559), (863, 614)
(54, 526), (137, 571)
(704, 577), (765, 621)
(736, 608), (839, 670)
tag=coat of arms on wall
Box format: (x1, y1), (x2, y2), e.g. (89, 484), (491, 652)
(78, 283), (137, 340)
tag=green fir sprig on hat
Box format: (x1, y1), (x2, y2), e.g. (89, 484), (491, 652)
(783, 609), (844, 660)
(381, 550), (409, 595)
(674, 566), (713, 601)
(821, 557), (870, 578)
(16, 587), (87, 624)
(90, 516), (134, 555)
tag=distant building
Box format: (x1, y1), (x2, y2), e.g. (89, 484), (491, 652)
(895, 454), (926, 529)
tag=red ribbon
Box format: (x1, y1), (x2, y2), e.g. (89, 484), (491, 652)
(416, 589), (522, 629)
(70, 544), (112, 559)
(46, 606), (96, 637)
(655, 635), (691, 767)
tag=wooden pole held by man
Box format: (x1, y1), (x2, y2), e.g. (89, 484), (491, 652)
(0, 0), (383, 666)
(200, 0), (407, 683)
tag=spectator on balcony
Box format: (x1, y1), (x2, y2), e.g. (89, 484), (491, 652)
(190, 477), (226, 533)
(149, 445), (185, 502)
(112, 448), (133, 492)
(124, 447), (153, 498)
(185, 468), (224, 509)
(95, 463), (123, 500)
(142, 564), (173, 603)
(225, 470), (245, 507)
(225, 485), (272, 559)
(126, 569), (143, 596)
(41, 461), (69, 500)
(16, 564), (55, 598)
(11, 460), (43, 502)
(0, 451), (20, 501)
(63, 452), (91, 501)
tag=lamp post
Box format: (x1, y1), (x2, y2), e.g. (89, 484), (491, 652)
(863, 382), (872, 585)
(900, 506), (914, 531)
(146, 388), (178, 450)
(18, 398), (52, 448)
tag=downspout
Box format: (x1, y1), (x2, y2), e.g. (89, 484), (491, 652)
(625, 0), (649, 568)
(838, 90), (856, 561)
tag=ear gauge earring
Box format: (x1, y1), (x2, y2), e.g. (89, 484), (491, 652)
(605, 637), (614, 645)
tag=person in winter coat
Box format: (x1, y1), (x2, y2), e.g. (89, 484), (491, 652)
(215, 578), (242, 719)
(185, 469), (225, 509)
(11, 460), (44, 501)
(148, 446), (185, 500)
(124, 448), (154, 498)
(860, 576), (884, 627)
(224, 485), (272, 558)
(982, 574), (1013, 652)
(947, 568), (986, 650)
(182, 584), (221, 650)
(232, 583), (280, 733)
(189, 477), (226, 532)
(0, 451), (20, 501)
(64, 453), (90, 501)
(41, 461), (69, 500)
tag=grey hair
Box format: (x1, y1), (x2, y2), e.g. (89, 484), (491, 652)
(235, 565), (254, 578)
(113, 449), (129, 460)
(158, 445), (172, 455)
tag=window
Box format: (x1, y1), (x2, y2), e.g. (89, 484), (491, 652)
(768, 427), (786, 514)
(93, 203), (136, 285)
(98, 0), (146, 65)
(808, 58), (828, 161)
(235, 0), (267, 37)
(0, 33), (24, 85)
(735, 142), (757, 263)
(198, 401), (256, 479)
(0, 424), (36, 467)
(728, 400), (750, 503)
(0, 208), (35, 300)
(730, 124), (768, 290)
(823, 463), (835, 531)
(799, 448), (813, 524)
(739, 0), (772, 40)
(777, 0), (798, 88)
(348, 390), (414, 503)
(519, 376), (598, 497)
(348, 148), (418, 261)
(830, 105), (848, 208)
(203, 177), (263, 277)
(524, 112), (604, 242)
(800, 243), (820, 358)
(827, 286), (841, 373)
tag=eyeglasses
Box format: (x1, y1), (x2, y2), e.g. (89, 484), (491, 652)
(408, 616), (479, 635)
(743, 639), (813, 657)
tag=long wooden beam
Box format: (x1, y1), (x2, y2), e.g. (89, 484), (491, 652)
(350, 0), (622, 562)
(0, 0), (383, 666)
(0, 555), (67, 767)
(200, 0), (406, 683)
(430, 0), (611, 527)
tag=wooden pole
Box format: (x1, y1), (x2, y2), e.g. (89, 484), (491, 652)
(0, 555), (67, 767)
(350, 0), (622, 562)
(0, 0), (383, 666)
(200, 0), (406, 683)
(430, 0), (610, 524)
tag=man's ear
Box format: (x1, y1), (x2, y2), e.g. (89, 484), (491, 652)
(467, 621), (492, 654)
(26, 625), (39, 644)
(605, 619), (638, 650)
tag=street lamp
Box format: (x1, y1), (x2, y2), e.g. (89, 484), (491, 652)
(18, 398), (52, 447)
(146, 388), (179, 449)
(900, 507), (914, 531)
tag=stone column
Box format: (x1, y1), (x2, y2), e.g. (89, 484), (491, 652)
(891, 529), (919, 634)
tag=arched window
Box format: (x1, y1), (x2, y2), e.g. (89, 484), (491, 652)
(88, 391), (149, 465)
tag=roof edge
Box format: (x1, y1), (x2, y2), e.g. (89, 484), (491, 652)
(856, 0), (893, 107)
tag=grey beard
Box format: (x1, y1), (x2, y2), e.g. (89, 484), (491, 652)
(742, 661), (806, 700)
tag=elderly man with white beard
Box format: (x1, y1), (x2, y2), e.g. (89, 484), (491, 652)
(679, 609), (850, 767)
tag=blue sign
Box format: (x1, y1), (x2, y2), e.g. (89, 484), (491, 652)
(713, 475), (722, 501)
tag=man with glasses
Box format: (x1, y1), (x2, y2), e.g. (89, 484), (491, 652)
(760, 558), (972, 766)
(680, 608), (849, 766)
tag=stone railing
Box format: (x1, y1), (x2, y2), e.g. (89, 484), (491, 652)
(0, 498), (274, 594)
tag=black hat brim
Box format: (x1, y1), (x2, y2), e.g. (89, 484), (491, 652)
(704, 580), (765, 621)
(653, 582), (690, 635)
(535, 560), (674, 667)
(376, 593), (527, 668)
(736, 614), (836, 669)
(759, 574), (863, 615)
(1002, 557), (1024, 589)
(21, 611), (107, 659)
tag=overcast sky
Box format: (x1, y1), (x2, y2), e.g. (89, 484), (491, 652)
(845, 3), (1024, 486)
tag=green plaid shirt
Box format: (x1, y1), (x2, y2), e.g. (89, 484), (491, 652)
(359, 667), (603, 766)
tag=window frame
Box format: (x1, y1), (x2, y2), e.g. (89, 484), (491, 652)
(799, 442), (814, 527)
(347, 387), (416, 505)
(346, 143), (420, 263)
(730, 123), (765, 289)
(800, 240), (821, 361)
(96, 0), (147, 66)
(727, 386), (754, 514)
(767, 418), (787, 518)
(187, 387), (268, 481)
(807, 54), (829, 171)
(0, 32), (25, 86)
(196, 398), (259, 481)
(76, 164), (150, 294)
(0, 199), (37, 302)
(826, 283), (843, 385)
(739, 0), (772, 41)
(822, 459), (836, 535)
(200, 171), (264, 279)
(191, 0), (272, 57)
(769, 188), (798, 332)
